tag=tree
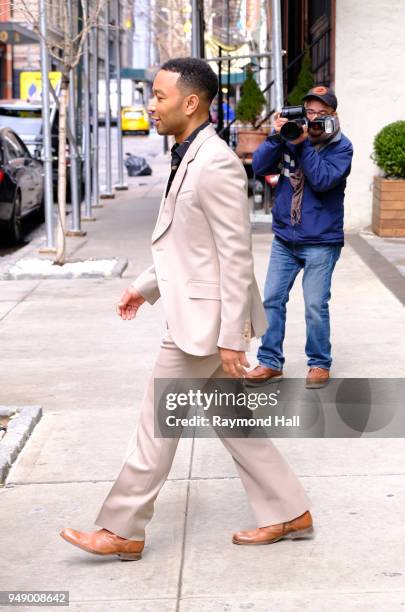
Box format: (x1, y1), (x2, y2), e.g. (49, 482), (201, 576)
(152, 0), (191, 62)
(236, 66), (266, 129)
(10, 0), (107, 264)
(287, 47), (314, 106)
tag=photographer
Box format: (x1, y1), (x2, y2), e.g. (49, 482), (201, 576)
(247, 86), (353, 388)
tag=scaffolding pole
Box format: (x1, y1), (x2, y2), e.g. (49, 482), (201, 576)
(66, 0), (85, 234)
(91, 19), (102, 208)
(271, 0), (284, 111)
(101, 2), (114, 199)
(38, 0), (55, 251)
(114, 0), (127, 190)
(82, 0), (94, 221)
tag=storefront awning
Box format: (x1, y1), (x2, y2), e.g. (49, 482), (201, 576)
(0, 23), (38, 45)
(121, 68), (148, 82)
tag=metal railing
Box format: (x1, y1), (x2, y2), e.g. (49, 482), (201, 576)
(256, 27), (332, 129)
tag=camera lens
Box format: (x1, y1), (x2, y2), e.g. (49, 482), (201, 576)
(280, 105), (304, 120)
(280, 121), (303, 142)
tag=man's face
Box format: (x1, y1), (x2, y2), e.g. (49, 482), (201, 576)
(151, 70), (191, 136)
(147, 95), (157, 116)
(304, 98), (335, 137)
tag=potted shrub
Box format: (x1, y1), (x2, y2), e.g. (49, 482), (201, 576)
(235, 67), (267, 158)
(287, 47), (314, 105)
(372, 121), (405, 236)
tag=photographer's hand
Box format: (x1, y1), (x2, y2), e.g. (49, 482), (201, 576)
(273, 111), (289, 134)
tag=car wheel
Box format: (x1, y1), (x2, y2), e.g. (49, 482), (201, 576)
(145, 130), (150, 135)
(8, 190), (22, 244)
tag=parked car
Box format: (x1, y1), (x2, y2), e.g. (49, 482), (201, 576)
(121, 106), (150, 135)
(0, 126), (44, 243)
(0, 99), (83, 202)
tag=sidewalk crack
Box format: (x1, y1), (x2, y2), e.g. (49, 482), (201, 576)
(0, 280), (41, 323)
(175, 437), (196, 612)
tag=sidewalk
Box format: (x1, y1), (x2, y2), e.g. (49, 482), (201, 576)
(1, 143), (405, 611)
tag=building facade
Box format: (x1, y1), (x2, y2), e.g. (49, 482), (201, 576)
(0, 0), (134, 99)
(334, 0), (405, 229)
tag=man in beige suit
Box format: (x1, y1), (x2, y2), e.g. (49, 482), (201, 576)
(60, 58), (313, 561)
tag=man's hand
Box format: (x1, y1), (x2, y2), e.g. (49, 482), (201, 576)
(116, 287), (145, 320)
(219, 348), (250, 378)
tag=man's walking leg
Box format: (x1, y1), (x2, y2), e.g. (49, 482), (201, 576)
(209, 366), (311, 529)
(94, 373), (179, 540)
(94, 333), (222, 541)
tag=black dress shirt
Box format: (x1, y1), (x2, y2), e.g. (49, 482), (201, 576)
(165, 120), (210, 197)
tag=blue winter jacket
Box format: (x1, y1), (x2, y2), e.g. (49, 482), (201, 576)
(252, 131), (353, 244)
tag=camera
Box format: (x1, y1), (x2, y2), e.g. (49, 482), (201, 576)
(308, 115), (338, 135)
(279, 105), (338, 142)
(279, 105), (307, 142)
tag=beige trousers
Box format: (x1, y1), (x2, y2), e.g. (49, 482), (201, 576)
(94, 331), (311, 540)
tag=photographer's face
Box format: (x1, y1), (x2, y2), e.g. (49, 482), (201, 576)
(304, 98), (335, 136)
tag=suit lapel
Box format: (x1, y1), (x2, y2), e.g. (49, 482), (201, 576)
(152, 124), (216, 243)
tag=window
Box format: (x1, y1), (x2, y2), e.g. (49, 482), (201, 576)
(5, 131), (28, 160)
(0, 108), (43, 138)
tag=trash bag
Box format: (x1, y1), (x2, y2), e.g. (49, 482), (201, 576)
(125, 153), (152, 177)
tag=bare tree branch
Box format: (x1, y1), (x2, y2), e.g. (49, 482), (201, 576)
(7, 0), (114, 265)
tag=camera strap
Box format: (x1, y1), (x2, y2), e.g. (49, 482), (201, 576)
(289, 167), (305, 226)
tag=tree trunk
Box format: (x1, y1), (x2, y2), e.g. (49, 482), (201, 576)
(54, 74), (69, 265)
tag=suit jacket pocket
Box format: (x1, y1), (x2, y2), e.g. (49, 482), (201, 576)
(187, 280), (221, 300)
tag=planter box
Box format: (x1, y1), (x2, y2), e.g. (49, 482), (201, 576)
(235, 129), (268, 160)
(372, 176), (405, 237)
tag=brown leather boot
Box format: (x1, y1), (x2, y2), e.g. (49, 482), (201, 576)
(306, 367), (330, 389)
(245, 365), (283, 387)
(60, 528), (144, 561)
(232, 510), (314, 545)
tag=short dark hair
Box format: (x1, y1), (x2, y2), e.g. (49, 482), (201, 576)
(160, 57), (218, 104)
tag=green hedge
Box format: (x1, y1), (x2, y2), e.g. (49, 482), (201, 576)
(236, 67), (266, 128)
(373, 121), (405, 179)
(288, 47), (314, 106)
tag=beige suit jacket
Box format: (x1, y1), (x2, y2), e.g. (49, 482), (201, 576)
(131, 124), (267, 356)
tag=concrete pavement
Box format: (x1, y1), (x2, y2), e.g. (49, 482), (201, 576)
(1, 132), (405, 611)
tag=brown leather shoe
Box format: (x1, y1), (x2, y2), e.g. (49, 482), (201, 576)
(60, 528), (144, 561)
(244, 365), (283, 387)
(232, 510), (314, 545)
(306, 367), (330, 389)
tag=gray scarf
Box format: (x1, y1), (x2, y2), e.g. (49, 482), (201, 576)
(289, 117), (341, 225)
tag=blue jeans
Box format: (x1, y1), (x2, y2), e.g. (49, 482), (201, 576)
(258, 237), (342, 371)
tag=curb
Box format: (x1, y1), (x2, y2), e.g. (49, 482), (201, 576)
(0, 257), (128, 280)
(0, 405), (42, 484)
(0, 230), (46, 279)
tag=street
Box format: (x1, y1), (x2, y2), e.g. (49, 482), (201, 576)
(0, 128), (164, 256)
(98, 127), (164, 190)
